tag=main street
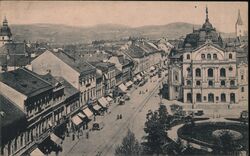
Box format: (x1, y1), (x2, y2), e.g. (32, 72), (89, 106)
(56, 74), (165, 156)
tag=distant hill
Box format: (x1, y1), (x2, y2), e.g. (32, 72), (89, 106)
(10, 22), (235, 44)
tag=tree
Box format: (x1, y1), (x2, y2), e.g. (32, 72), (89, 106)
(158, 104), (171, 130)
(213, 130), (240, 156)
(143, 110), (168, 155)
(115, 129), (141, 156)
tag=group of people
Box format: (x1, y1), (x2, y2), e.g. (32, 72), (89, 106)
(117, 114), (123, 120)
(139, 89), (148, 94)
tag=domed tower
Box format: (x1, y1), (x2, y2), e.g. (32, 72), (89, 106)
(0, 16), (12, 46)
(235, 9), (244, 37)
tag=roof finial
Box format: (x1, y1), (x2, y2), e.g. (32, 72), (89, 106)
(206, 5), (209, 22)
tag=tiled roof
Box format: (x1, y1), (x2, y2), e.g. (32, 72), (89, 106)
(0, 42), (29, 66)
(51, 51), (96, 75)
(0, 68), (53, 97)
(0, 94), (27, 145)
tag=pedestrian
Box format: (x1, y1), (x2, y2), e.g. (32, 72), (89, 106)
(120, 114), (122, 119)
(117, 114), (120, 120)
(72, 133), (75, 141)
(86, 131), (89, 139)
(94, 115), (96, 121)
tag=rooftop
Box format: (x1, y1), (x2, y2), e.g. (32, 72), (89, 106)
(0, 68), (53, 97)
(0, 94), (27, 145)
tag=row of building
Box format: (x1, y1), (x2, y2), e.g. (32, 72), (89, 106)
(0, 17), (171, 156)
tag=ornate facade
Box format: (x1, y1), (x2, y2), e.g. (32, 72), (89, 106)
(168, 7), (248, 106)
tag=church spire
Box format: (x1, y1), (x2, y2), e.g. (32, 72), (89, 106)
(236, 9), (243, 25)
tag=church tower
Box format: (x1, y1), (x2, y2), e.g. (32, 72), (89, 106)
(0, 16), (12, 46)
(235, 9), (244, 37)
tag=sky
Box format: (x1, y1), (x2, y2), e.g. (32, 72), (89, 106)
(0, 1), (248, 33)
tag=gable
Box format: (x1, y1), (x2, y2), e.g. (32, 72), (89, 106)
(192, 44), (225, 61)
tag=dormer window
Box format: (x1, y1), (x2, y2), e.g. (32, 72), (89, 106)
(201, 54), (205, 60)
(213, 54), (217, 59)
(207, 54), (211, 60)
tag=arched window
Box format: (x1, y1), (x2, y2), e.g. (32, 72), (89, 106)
(221, 80), (226, 86)
(187, 54), (190, 60)
(196, 93), (202, 102)
(187, 67), (191, 76)
(213, 54), (217, 59)
(229, 53), (233, 59)
(208, 68), (213, 77)
(175, 74), (178, 81)
(230, 80), (235, 86)
(187, 93), (192, 103)
(230, 93), (235, 103)
(221, 93), (226, 102)
(208, 93), (214, 102)
(196, 81), (201, 86)
(201, 54), (205, 60)
(195, 68), (201, 77)
(207, 54), (211, 60)
(229, 67), (233, 71)
(220, 68), (226, 77)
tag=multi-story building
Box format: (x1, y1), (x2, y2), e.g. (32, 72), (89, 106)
(31, 50), (96, 104)
(0, 68), (81, 156)
(91, 62), (116, 96)
(168, 7), (248, 106)
(107, 55), (134, 82)
(96, 69), (104, 99)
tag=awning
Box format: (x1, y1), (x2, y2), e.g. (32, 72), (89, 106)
(82, 107), (93, 118)
(118, 84), (127, 93)
(106, 96), (113, 102)
(125, 81), (133, 87)
(72, 115), (83, 126)
(30, 148), (44, 156)
(93, 104), (102, 111)
(136, 75), (142, 81)
(50, 133), (62, 145)
(98, 97), (109, 108)
(77, 112), (86, 119)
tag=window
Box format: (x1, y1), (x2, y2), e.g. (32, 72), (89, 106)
(230, 93), (235, 103)
(208, 68), (213, 77)
(221, 93), (226, 102)
(187, 93), (192, 103)
(241, 87), (244, 92)
(230, 80), (235, 86)
(175, 75), (178, 81)
(187, 80), (191, 86)
(208, 93), (214, 102)
(196, 81), (201, 86)
(196, 93), (202, 102)
(207, 54), (211, 60)
(241, 75), (244, 80)
(220, 68), (226, 77)
(213, 54), (217, 59)
(201, 54), (205, 60)
(229, 53), (232, 59)
(229, 67), (233, 71)
(221, 80), (226, 86)
(187, 54), (190, 60)
(195, 68), (201, 77)
(208, 80), (213, 86)
(187, 67), (191, 76)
